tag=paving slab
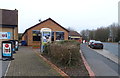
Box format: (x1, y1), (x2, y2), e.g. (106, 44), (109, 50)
(6, 46), (61, 76)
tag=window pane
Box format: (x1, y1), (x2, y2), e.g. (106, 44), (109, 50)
(56, 32), (64, 40)
(52, 32), (54, 41)
(32, 30), (41, 41)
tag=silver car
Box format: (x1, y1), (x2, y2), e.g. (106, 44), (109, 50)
(89, 41), (103, 49)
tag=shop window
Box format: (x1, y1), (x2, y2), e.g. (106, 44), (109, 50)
(52, 31), (54, 41)
(56, 31), (64, 40)
(71, 38), (80, 40)
(32, 30), (41, 41)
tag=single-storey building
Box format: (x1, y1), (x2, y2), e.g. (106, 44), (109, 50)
(0, 9), (18, 47)
(22, 18), (69, 46)
(69, 31), (82, 43)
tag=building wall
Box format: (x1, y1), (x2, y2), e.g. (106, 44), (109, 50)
(22, 20), (69, 46)
(13, 27), (18, 40)
(0, 27), (18, 46)
(1, 27), (18, 40)
(0, 9), (18, 48)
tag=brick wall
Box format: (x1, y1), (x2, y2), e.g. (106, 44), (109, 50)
(22, 19), (69, 46)
(0, 27), (18, 47)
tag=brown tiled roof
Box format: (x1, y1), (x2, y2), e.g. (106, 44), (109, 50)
(0, 9), (18, 26)
(69, 31), (81, 37)
(22, 18), (69, 37)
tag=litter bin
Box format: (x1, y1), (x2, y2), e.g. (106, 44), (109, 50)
(1, 41), (14, 60)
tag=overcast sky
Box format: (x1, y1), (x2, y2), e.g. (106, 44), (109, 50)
(0, 0), (119, 33)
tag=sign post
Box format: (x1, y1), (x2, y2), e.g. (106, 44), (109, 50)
(40, 28), (52, 52)
(1, 41), (13, 60)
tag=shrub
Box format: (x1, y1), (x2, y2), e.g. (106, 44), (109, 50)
(44, 40), (81, 66)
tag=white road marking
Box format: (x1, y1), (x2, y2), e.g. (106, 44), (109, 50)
(4, 61), (11, 76)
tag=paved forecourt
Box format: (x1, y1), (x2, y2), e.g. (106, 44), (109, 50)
(6, 46), (61, 76)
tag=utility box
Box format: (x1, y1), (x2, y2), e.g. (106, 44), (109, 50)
(1, 41), (13, 60)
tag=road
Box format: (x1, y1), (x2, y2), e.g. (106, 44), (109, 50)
(80, 43), (119, 76)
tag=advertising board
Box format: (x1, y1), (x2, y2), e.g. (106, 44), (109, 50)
(0, 32), (11, 39)
(2, 43), (12, 57)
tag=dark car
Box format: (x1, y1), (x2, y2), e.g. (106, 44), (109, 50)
(21, 40), (27, 46)
(89, 41), (103, 49)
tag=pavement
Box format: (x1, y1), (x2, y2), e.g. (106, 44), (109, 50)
(5, 46), (61, 76)
(80, 44), (119, 76)
(0, 48), (8, 77)
(103, 43), (118, 57)
(92, 49), (119, 64)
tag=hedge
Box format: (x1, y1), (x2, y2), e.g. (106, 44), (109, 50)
(44, 40), (81, 66)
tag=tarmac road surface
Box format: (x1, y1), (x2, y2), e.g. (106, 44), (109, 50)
(80, 43), (119, 76)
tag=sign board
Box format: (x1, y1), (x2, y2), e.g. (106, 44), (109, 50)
(41, 28), (52, 52)
(1, 41), (13, 60)
(2, 43), (12, 56)
(0, 32), (11, 39)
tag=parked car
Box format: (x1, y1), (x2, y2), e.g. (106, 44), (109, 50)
(119, 41), (120, 44)
(89, 41), (103, 49)
(88, 40), (95, 46)
(21, 40), (27, 46)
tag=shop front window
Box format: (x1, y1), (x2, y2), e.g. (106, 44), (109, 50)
(32, 30), (41, 41)
(56, 31), (64, 40)
(52, 31), (54, 41)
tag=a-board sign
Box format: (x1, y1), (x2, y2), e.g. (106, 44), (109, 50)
(41, 28), (52, 52)
(1, 41), (13, 59)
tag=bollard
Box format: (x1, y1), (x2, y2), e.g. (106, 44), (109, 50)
(1, 41), (14, 61)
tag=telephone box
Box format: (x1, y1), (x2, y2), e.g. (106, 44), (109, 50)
(41, 28), (52, 52)
(1, 41), (13, 60)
